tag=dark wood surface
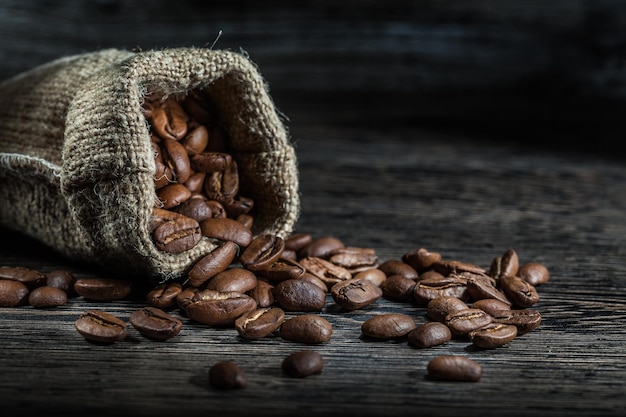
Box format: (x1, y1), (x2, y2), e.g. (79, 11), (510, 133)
(1, 2), (626, 416)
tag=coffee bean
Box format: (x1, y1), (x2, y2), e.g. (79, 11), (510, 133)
(380, 274), (417, 302)
(273, 279), (327, 312)
(297, 236), (345, 259)
(426, 296), (469, 323)
(173, 198), (213, 223)
(401, 247), (442, 272)
(378, 259), (419, 280)
(361, 313), (416, 339)
(257, 257), (306, 282)
(432, 260), (487, 276)
(74, 278), (132, 302)
(129, 307), (183, 341)
(161, 137), (192, 184)
(413, 274), (469, 306)
(234, 307), (285, 339)
(499, 275), (540, 308)
(491, 309), (542, 334)
(353, 268), (387, 287)
(149, 97), (189, 141)
(239, 234), (285, 271)
(298, 273), (329, 293)
(187, 241), (238, 287)
(205, 268), (257, 294)
(185, 290), (257, 326)
(246, 279), (275, 308)
(199, 217), (252, 248)
(427, 355), (482, 382)
(299, 256), (352, 289)
(280, 314), (333, 344)
(190, 152), (232, 173)
(0, 279), (30, 307)
(282, 350), (324, 378)
(468, 323), (518, 349)
(284, 233), (313, 252)
(330, 278), (382, 310)
(408, 322), (452, 348)
(465, 273), (512, 306)
(0, 266), (46, 290)
(181, 125), (209, 155)
(471, 298), (512, 316)
(489, 248), (519, 280)
(183, 172), (206, 194)
(152, 216), (201, 254)
(74, 310), (127, 344)
(156, 183), (192, 209)
(28, 286), (67, 308)
(518, 262), (550, 286)
(327, 246), (379, 274)
(45, 270), (76, 295)
(445, 308), (493, 337)
(204, 159), (239, 202)
(147, 282), (183, 310)
(209, 361), (248, 390)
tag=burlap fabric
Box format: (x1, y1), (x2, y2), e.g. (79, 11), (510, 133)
(0, 48), (300, 281)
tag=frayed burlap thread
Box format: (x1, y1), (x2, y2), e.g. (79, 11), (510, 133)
(0, 48), (300, 281)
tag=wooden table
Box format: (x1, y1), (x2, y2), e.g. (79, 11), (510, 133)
(1, 116), (625, 416)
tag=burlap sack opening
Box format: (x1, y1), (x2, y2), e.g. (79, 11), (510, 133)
(0, 48), (300, 281)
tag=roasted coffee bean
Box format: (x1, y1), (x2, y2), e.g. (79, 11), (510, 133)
(380, 275), (417, 302)
(426, 296), (469, 323)
(408, 322), (452, 348)
(378, 259), (419, 280)
(204, 159), (239, 202)
(284, 233), (313, 252)
(491, 309), (542, 334)
(499, 275), (540, 308)
(156, 183), (192, 209)
(209, 361), (248, 390)
(299, 256), (352, 289)
(361, 313), (416, 340)
(280, 314), (333, 344)
(432, 260), (487, 276)
(129, 307), (183, 341)
(471, 298), (512, 316)
(187, 241), (238, 287)
(281, 250), (297, 261)
(518, 262), (550, 286)
(181, 125), (209, 155)
(489, 249), (519, 280)
(282, 350), (324, 378)
(239, 234), (285, 271)
(353, 268), (387, 287)
(257, 258), (306, 282)
(401, 247), (442, 272)
(468, 323), (518, 349)
(162, 137), (192, 184)
(186, 290), (257, 326)
(152, 216), (201, 254)
(184, 172), (206, 194)
(330, 278), (382, 310)
(74, 278), (132, 302)
(235, 213), (255, 230)
(176, 286), (201, 311)
(427, 355), (482, 382)
(0, 266), (46, 290)
(234, 307), (285, 339)
(273, 279), (327, 312)
(150, 98), (189, 140)
(0, 279), (29, 307)
(222, 195), (254, 218)
(149, 207), (184, 232)
(205, 268), (258, 294)
(327, 247), (379, 274)
(174, 198), (213, 223)
(298, 273), (329, 293)
(45, 270), (76, 295)
(190, 152), (232, 173)
(199, 217), (252, 248)
(147, 282), (183, 310)
(205, 200), (227, 218)
(413, 274), (469, 306)
(445, 308), (493, 337)
(74, 310), (127, 344)
(466, 273), (512, 306)
(298, 236), (345, 259)
(246, 279), (275, 308)
(28, 286), (67, 308)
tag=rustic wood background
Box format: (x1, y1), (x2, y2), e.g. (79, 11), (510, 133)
(1, 1), (625, 416)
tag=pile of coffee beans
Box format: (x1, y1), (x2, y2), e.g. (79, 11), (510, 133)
(0, 230), (550, 385)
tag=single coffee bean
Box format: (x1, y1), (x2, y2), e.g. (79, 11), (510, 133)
(204, 159), (239, 202)
(284, 233), (313, 252)
(353, 268), (387, 287)
(239, 234), (285, 271)
(499, 275), (540, 308)
(518, 262), (550, 286)
(299, 256), (352, 289)
(181, 124), (209, 155)
(445, 308), (493, 337)
(174, 198), (213, 223)
(246, 279), (275, 308)
(408, 322), (452, 348)
(149, 207), (184, 232)
(209, 361), (248, 390)
(279, 250), (297, 261)
(28, 286), (67, 308)
(176, 286), (201, 311)
(361, 313), (416, 340)
(234, 307), (285, 339)
(468, 323), (518, 349)
(156, 183), (192, 209)
(189, 152), (232, 173)
(74, 310), (127, 344)
(235, 213), (255, 230)
(465, 273), (512, 306)
(427, 355), (483, 382)
(426, 296), (469, 323)
(282, 350), (324, 378)
(0, 266), (46, 290)
(280, 314), (333, 344)
(327, 246), (379, 274)
(298, 236), (345, 259)
(298, 273), (329, 292)
(74, 278), (132, 302)
(149, 97), (189, 141)
(257, 257), (306, 282)
(129, 307), (183, 341)
(491, 309), (542, 334)
(0, 279), (30, 307)
(152, 216), (202, 254)
(432, 260), (487, 276)
(184, 172), (206, 194)
(471, 298), (512, 317)
(413, 274), (469, 306)
(205, 200), (226, 218)
(186, 290), (257, 326)
(205, 268), (258, 294)
(330, 278), (383, 310)
(45, 270), (76, 295)
(489, 248), (519, 280)
(401, 247), (442, 272)
(147, 282), (183, 310)
(187, 241), (238, 287)
(380, 275), (417, 302)
(199, 217), (252, 248)
(273, 279), (327, 312)
(378, 259), (419, 280)
(161, 137), (192, 184)
(222, 195), (254, 218)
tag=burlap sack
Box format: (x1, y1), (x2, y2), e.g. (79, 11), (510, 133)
(0, 47), (300, 281)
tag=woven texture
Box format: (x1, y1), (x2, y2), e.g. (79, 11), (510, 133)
(0, 48), (300, 281)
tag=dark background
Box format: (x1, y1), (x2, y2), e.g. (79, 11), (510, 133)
(1, 0), (626, 155)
